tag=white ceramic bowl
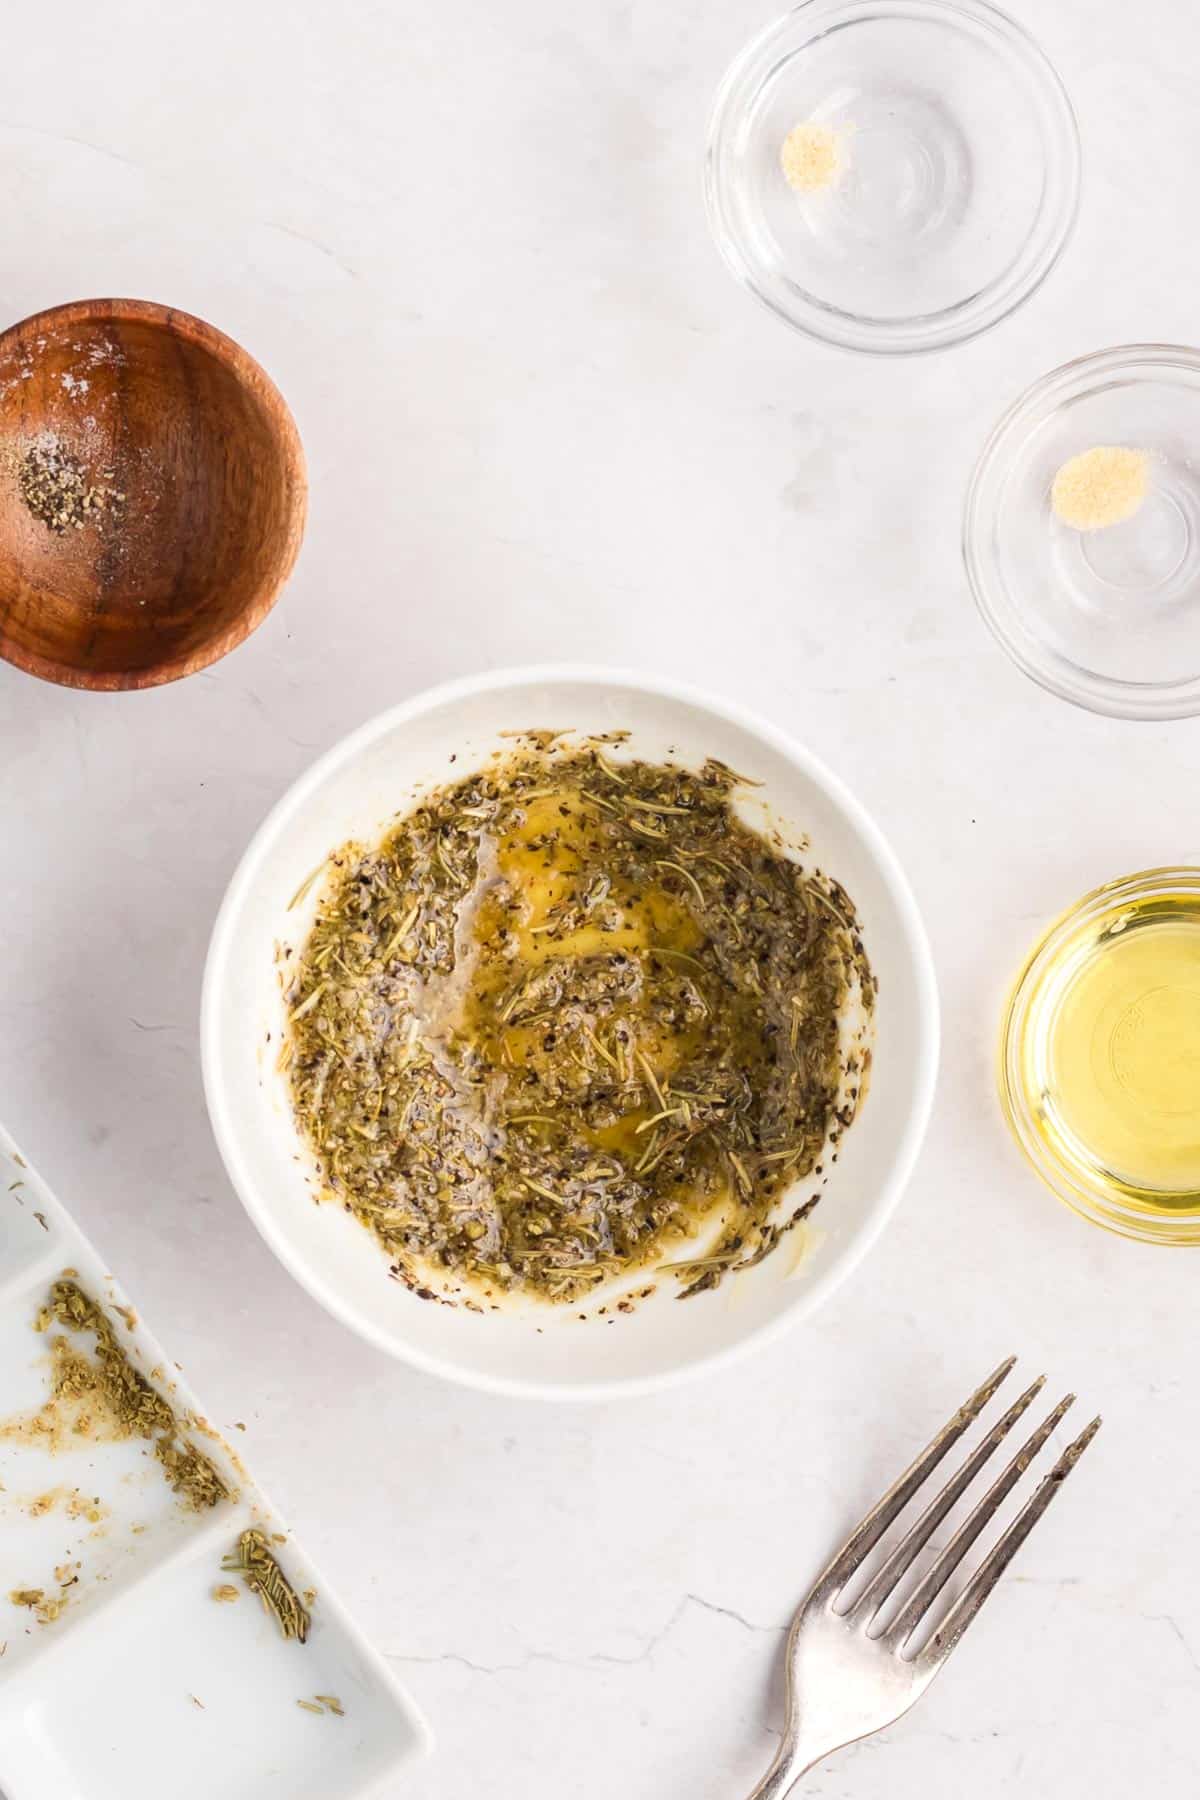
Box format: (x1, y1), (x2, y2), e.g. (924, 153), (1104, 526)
(202, 668), (939, 1399)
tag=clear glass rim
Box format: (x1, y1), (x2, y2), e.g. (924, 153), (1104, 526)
(704, 0), (1082, 356)
(964, 342), (1200, 719)
(998, 866), (1200, 1246)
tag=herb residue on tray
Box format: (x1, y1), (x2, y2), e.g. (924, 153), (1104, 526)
(283, 745), (873, 1304)
(222, 1528), (311, 1642)
(33, 1281), (231, 1511)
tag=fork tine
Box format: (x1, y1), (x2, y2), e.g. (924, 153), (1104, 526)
(815, 1356), (1017, 1598)
(918, 1415), (1102, 1669)
(885, 1392), (1076, 1645)
(851, 1375), (1046, 1623)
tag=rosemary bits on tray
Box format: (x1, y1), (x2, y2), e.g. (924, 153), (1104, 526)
(282, 743), (873, 1306)
(222, 1528), (311, 1642)
(35, 1280), (231, 1511)
(0, 1128), (429, 1783)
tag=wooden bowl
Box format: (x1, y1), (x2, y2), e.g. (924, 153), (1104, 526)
(0, 298), (306, 691)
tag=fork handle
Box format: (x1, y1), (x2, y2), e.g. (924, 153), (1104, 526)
(745, 1733), (817, 1799)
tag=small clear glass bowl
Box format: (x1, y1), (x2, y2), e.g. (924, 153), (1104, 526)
(966, 346), (1200, 718)
(704, 0), (1080, 355)
(999, 868), (1200, 1247)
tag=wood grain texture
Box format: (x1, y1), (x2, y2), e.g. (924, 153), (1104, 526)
(0, 298), (306, 691)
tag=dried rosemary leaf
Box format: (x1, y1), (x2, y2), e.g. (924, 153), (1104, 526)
(222, 1530), (311, 1643)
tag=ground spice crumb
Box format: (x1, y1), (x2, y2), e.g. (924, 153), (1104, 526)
(1052, 445), (1148, 531)
(780, 121), (841, 193)
(212, 1583), (240, 1603)
(4, 435), (126, 535)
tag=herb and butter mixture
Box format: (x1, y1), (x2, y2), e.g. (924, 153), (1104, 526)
(284, 746), (872, 1304)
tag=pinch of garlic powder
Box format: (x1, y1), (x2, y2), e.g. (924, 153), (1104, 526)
(1051, 446), (1149, 531)
(780, 121), (840, 194)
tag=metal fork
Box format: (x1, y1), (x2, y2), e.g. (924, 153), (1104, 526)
(746, 1358), (1100, 1797)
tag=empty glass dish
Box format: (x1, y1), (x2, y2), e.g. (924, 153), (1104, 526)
(966, 346), (1200, 719)
(704, 0), (1080, 355)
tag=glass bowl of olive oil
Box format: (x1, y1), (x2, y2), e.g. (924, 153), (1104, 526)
(1000, 869), (1200, 1243)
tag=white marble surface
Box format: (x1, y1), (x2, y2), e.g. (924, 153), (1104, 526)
(2, 1), (1200, 1793)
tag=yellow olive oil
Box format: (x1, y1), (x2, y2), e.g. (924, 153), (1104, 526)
(1010, 884), (1200, 1216)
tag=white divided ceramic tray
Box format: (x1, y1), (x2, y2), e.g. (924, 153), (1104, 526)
(0, 1122), (430, 1800)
